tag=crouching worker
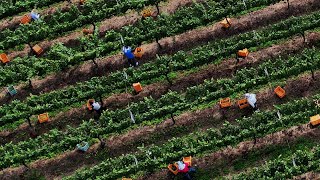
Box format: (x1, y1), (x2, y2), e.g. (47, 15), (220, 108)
(245, 93), (258, 110)
(31, 9), (40, 21)
(87, 99), (103, 119)
(177, 161), (196, 180)
(123, 46), (138, 67)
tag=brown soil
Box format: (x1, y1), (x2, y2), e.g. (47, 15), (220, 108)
(0, 0), (201, 106)
(1, 0), (319, 107)
(5, 0), (200, 61)
(139, 124), (320, 180)
(0, 0), (74, 31)
(2, 64), (320, 179)
(292, 172), (320, 180)
(0, 32), (314, 145)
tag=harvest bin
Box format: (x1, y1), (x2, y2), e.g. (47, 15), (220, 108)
(274, 86), (286, 98)
(168, 163), (179, 175)
(220, 98), (232, 108)
(238, 48), (249, 57)
(0, 53), (10, 64)
(183, 156), (192, 166)
(141, 9), (152, 17)
(134, 47), (144, 58)
(122, 178), (132, 180)
(38, 113), (49, 123)
(21, 14), (31, 24)
(32, 44), (43, 56)
(238, 99), (249, 109)
(133, 83), (143, 93)
(83, 28), (93, 35)
(220, 18), (231, 28)
(310, 114), (320, 126)
(87, 99), (94, 110)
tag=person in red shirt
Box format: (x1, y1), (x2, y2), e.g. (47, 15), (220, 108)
(177, 161), (196, 180)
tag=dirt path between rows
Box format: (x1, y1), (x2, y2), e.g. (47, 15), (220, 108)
(2, 59), (320, 179)
(4, 0), (199, 62)
(1, 31), (315, 145)
(292, 172), (320, 180)
(140, 124), (320, 180)
(0, 0), (73, 32)
(1, 0), (319, 106)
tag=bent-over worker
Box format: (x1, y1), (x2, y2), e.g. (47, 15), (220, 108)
(177, 161), (196, 180)
(123, 46), (138, 67)
(31, 9), (40, 21)
(245, 93), (257, 109)
(89, 100), (102, 116)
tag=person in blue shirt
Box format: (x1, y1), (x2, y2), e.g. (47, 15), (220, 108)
(31, 9), (40, 21)
(123, 46), (138, 67)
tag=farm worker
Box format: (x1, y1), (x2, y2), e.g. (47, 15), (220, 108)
(177, 161), (196, 180)
(89, 100), (102, 115)
(123, 46), (138, 67)
(30, 9), (40, 21)
(245, 93), (257, 108)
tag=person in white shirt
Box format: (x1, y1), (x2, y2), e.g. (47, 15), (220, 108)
(245, 93), (257, 110)
(89, 100), (102, 116)
(31, 9), (40, 21)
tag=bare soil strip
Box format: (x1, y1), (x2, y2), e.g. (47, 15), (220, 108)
(5, 0), (198, 60)
(0, 0), (75, 32)
(139, 124), (320, 180)
(0, 32), (314, 145)
(1, 0), (319, 106)
(292, 172), (320, 180)
(0, 0), (201, 105)
(1, 63), (320, 179)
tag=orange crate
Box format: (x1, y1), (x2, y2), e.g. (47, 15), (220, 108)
(220, 98), (232, 108)
(87, 99), (94, 110)
(274, 86), (286, 98)
(133, 83), (143, 93)
(238, 98), (249, 109)
(238, 48), (249, 57)
(38, 113), (49, 123)
(310, 114), (320, 126)
(220, 18), (231, 28)
(82, 28), (93, 35)
(141, 9), (152, 17)
(21, 14), (31, 24)
(0, 53), (10, 63)
(183, 156), (192, 166)
(32, 44), (43, 55)
(168, 163), (179, 175)
(122, 178), (132, 180)
(134, 47), (144, 58)
(80, 0), (85, 5)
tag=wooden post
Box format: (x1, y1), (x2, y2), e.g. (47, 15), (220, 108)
(22, 161), (29, 169)
(225, 16), (231, 26)
(311, 69), (315, 80)
(97, 135), (105, 149)
(170, 113), (175, 125)
(92, 23), (96, 33)
(28, 79), (33, 89)
(155, 37), (162, 49)
(287, 0), (290, 9)
(165, 60), (172, 86)
(92, 59), (98, 67)
(155, 2), (160, 15)
(26, 117), (33, 128)
(99, 95), (104, 107)
(300, 32), (306, 43)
